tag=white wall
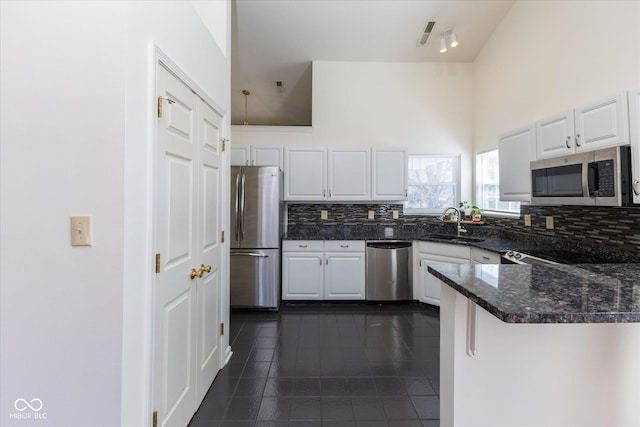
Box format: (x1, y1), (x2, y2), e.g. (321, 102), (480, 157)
(473, 0), (640, 154)
(0, 1), (230, 426)
(0, 2), (126, 425)
(232, 60), (474, 199)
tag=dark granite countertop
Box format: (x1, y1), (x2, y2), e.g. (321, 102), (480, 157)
(428, 263), (640, 324)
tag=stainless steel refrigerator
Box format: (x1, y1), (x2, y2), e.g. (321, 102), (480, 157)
(230, 166), (284, 309)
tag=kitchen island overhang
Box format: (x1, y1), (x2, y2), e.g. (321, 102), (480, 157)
(430, 263), (640, 427)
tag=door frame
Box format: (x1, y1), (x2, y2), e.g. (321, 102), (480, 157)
(120, 43), (231, 427)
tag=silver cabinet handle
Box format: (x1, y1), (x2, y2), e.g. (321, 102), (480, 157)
(633, 180), (640, 196)
(565, 136), (571, 149)
(298, 244), (308, 248)
(326, 258), (328, 265)
(419, 260), (422, 267)
(340, 244), (349, 248)
(323, 189), (326, 198)
(319, 258), (322, 265)
(482, 256), (490, 261)
(575, 133), (581, 147)
(329, 190), (332, 198)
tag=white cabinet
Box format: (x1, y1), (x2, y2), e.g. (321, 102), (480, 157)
(282, 240), (365, 300)
(371, 147), (408, 200)
(328, 147), (370, 201)
(536, 93), (629, 159)
(323, 241), (366, 299)
(282, 241), (324, 300)
(414, 241), (470, 306)
(284, 147), (327, 201)
(471, 247), (501, 264)
(231, 144), (283, 168)
(498, 125), (536, 202)
(628, 88), (640, 204)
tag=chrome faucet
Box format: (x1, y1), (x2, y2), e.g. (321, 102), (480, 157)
(440, 206), (467, 237)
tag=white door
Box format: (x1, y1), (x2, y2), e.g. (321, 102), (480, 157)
(284, 147), (327, 200)
(328, 147), (370, 201)
(195, 98), (223, 404)
(324, 252), (365, 299)
(574, 93), (629, 152)
(371, 147), (408, 200)
(536, 111), (575, 159)
(154, 65), (224, 427)
(154, 65), (199, 427)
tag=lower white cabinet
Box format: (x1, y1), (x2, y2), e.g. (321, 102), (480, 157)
(414, 242), (471, 307)
(282, 240), (365, 300)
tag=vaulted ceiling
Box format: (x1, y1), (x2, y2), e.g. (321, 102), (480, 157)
(231, 0), (515, 126)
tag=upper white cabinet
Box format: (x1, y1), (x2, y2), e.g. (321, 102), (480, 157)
(628, 88), (640, 204)
(284, 146), (407, 201)
(328, 147), (370, 201)
(284, 147), (327, 201)
(371, 147), (408, 201)
(536, 93), (629, 159)
(499, 125), (536, 202)
(231, 144), (283, 168)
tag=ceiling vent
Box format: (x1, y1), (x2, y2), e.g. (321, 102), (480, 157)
(417, 21), (437, 47)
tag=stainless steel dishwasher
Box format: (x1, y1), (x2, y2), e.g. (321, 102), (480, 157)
(366, 241), (413, 301)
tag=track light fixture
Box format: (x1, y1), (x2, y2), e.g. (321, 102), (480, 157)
(440, 28), (458, 53)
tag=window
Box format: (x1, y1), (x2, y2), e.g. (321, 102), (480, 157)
(404, 154), (460, 214)
(475, 149), (520, 214)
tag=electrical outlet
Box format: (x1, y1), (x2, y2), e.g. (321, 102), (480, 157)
(368, 210), (375, 220)
(546, 216), (554, 230)
(70, 215), (92, 246)
(524, 214), (531, 227)
(392, 210), (399, 219)
(321, 210), (328, 220)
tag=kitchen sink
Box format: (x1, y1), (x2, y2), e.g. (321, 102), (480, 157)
(421, 233), (485, 243)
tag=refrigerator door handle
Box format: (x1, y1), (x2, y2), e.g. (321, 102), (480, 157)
(231, 252), (270, 258)
(240, 172), (246, 240)
(234, 171), (241, 241)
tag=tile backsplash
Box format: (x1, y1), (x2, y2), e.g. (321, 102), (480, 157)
(287, 203), (640, 252)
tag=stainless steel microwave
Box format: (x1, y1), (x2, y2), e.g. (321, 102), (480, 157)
(530, 146), (633, 206)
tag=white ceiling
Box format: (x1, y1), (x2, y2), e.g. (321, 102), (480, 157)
(231, 0), (515, 126)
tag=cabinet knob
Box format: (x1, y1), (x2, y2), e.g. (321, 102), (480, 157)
(565, 136), (571, 149)
(575, 133), (581, 147)
(633, 180), (640, 196)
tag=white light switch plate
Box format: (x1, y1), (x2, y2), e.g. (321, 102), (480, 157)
(71, 215), (92, 246)
(392, 210), (399, 219)
(368, 210), (375, 220)
(545, 216), (554, 230)
(321, 210), (328, 220)
(524, 214), (531, 227)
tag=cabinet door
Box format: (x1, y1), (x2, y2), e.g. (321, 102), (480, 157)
(371, 147), (408, 200)
(282, 252), (323, 300)
(418, 253), (469, 306)
(536, 111), (575, 159)
(324, 252), (365, 299)
(328, 147), (370, 201)
(574, 93), (629, 153)
(471, 248), (500, 264)
(252, 145), (283, 168)
(629, 88), (640, 204)
(284, 147), (327, 201)
(499, 125), (536, 201)
(231, 145), (250, 166)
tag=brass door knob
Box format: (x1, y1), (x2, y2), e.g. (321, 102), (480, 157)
(200, 264), (212, 274)
(190, 268), (203, 280)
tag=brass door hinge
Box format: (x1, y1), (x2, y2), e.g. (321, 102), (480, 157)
(155, 254), (161, 274)
(157, 96), (175, 118)
(220, 323), (224, 336)
(152, 411), (158, 427)
(221, 230), (225, 243)
(221, 138), (227, 152)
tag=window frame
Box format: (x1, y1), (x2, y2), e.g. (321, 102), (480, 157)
(475, 148), (521, 217)
(404, 153), (461, 215)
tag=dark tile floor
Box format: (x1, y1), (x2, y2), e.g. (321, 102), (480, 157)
(189, 303), (440, 427)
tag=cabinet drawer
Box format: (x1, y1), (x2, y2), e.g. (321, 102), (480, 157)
(416, 241), (471, 259)
(283, 240), (324, 252)
(471, 248), (501, 264)
(324, 240), (365, 252)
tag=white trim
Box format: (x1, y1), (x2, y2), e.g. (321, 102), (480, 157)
(231, 124), (313, 133)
